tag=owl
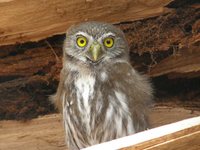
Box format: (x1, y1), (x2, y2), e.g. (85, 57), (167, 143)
(52, 22), (153, 150)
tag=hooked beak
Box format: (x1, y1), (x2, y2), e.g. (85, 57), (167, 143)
(85, 42), (104, 62)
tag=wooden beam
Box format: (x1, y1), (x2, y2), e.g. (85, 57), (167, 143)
(0, 0), (173, 46)
(149, 46), (200, 78)
(83, 116), (200, 150)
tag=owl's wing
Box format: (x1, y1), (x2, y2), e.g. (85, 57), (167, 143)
(50, 69), (68, 112)
(108, 62), (153, 131)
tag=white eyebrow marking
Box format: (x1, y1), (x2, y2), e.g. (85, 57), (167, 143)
(75, 31), (89, 37)
(100, 32), (115, 39)
(75, 31), (94, 43)
(98, 32), (116, 42)
(105, 32), (115, 37)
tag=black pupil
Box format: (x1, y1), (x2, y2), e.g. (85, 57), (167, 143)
(107, 40), (111, 44)
(80, 39), (85, 44)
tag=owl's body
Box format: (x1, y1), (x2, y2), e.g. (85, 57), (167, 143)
(52, 22), (153, 150)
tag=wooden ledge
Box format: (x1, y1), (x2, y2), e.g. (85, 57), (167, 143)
(0, 0), (173, 46)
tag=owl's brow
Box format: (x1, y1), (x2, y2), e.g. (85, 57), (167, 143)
(75, 31), (90, 37)
(99, 32), (115, 40)
(75, 31), (94, 43)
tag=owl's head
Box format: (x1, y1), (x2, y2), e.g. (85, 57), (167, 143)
(63, 22), (129, 66)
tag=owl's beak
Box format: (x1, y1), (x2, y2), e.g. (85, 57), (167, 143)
(85, 42), (104, 62)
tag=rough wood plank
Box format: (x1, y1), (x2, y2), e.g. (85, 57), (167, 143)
(0, 0), (173, 46)
(149, 46), (200, 78)
(122, 125), (200, 150)
(0, 106), (199, 150)
(0, 47), (58, 77)
(0, 114), (66, 150)
(147, 131), (200, 150)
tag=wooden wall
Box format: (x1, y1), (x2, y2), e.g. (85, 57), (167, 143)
(0, 0), (172, 46)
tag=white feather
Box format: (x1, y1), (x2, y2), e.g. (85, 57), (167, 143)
(100, 71), (108, 81)
(75, 75), (95, 133)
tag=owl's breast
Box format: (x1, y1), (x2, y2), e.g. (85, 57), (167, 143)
(64, 71), (136, 147)
(73, 75), (96, 132)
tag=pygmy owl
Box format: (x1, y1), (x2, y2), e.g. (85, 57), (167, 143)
(52, 22), (153, 150)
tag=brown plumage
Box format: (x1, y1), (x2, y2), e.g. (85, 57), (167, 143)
(51, 22), (153, 150)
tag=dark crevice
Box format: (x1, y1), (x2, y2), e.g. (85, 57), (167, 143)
(129, 49), (173, 73)
(33, 61), (56, 76)
(152, 76), (200, 111)
(0, 75), (24, 83)
(167, 0), (199, 8)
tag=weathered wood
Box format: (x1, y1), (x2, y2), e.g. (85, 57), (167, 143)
(149, 46), (200, 78)
(0, 47), (59, 77)
(0, 114), (65, 150)
(0, 107), (200, 150)
(0, 45), (63, 119)
(122, 125), (200, 150)
(120, 7), (200, 54)
(0, 0), (173, 46)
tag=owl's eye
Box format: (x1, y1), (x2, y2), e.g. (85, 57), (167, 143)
(103, 37), (114, 48)
(76, 36), (87, 47)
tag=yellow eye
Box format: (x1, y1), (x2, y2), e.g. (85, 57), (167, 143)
(76, 36), (87, 47)
(104, 37), (114, 48)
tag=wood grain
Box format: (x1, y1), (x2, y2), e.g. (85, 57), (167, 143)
(0, 114), (65, 150)
(149, 46), (200, 78)
(122, 125), (200, 150)
(0, 0), (173, 46)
